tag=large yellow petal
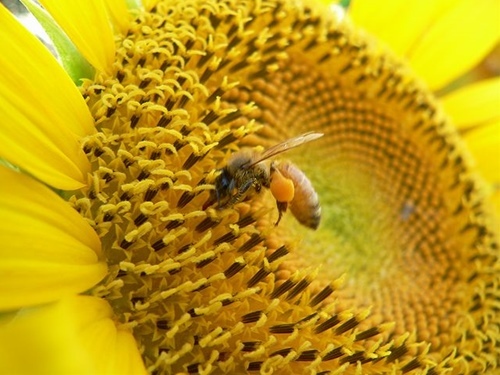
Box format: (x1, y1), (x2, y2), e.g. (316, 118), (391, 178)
(349, 0), (455, 56)
(38, 0), (115, 73)
(0, 296), (145, 375)
(0, 5), (94, 190)
(0, 4), (94, 137)
(441, 77), (500, 129)
(463, 122), (500, 185)
(0, 167), (107, 310)
(21, 0), (95, 82)
(142, 0), (159, 11)
(492, 190), (500, 219)
(407, 0), (500, 90)
(81, 316), (147, 375)
(111, 330), (147, 375)
(105, 0), (132, 35)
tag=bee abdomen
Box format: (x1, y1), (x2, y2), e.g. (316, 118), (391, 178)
(278, 162), (321, 229)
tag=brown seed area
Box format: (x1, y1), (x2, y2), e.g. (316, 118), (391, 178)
(70, 0), (498, 373)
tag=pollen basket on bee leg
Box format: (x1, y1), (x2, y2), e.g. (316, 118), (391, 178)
(270, 169), (295, 203)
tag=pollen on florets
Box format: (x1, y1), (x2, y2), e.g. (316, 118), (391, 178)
(68, 0), (498, 374)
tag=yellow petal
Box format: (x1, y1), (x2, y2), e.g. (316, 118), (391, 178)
(0, 296), (144, 375)
(142, 0), (159, 11)
(407, 0), (500, 90)
(105, 0), (132, 35)
(441, 77), (500, 129)
(349, 0), (454, 56)
(21, 0), (95, 81)
(0, 5), (94, 190)
(82, 318), (147, 375)
(464, 122), (500, 185)
(491, 190), (500, 219)
(0, 5), (94, 137)
(0, 167), (107, 310)
(38, 0), (115, 73)
(111, 330), (147, 375)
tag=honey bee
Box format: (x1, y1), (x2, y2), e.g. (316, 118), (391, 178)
(209, 132), (323, 229)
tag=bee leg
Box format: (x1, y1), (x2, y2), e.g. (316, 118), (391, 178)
(223, 178), (254, 208)
(215, 188), (222, 208)
(275, 201), (288, 226)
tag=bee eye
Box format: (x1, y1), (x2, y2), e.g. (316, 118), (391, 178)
(270, 171), (294, 202)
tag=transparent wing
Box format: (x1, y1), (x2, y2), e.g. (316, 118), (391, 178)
(247, 132), (323, 167)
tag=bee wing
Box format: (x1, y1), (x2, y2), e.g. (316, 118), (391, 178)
(247, 132), (323, 167)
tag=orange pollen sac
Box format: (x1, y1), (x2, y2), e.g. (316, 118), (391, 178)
(270, 169), (295, 202)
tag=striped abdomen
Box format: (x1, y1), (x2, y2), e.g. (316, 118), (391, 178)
(277, 161), (321, 229)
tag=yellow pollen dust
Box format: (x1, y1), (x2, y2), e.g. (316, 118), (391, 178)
(69, 0), (499, 374)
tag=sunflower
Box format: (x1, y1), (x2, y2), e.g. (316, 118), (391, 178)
(0, 0), (499, 374)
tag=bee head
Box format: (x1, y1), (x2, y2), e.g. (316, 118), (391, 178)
(212, 167), (234, 206)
